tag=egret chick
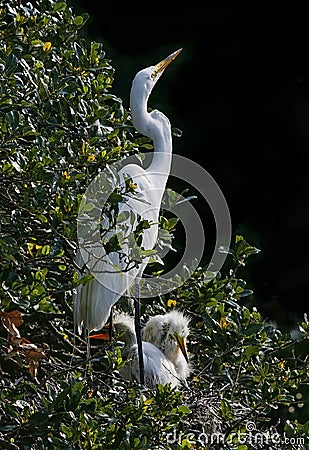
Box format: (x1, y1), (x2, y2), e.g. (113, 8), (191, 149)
(91, 313), (180, 388)
(143, 310), (191, 381)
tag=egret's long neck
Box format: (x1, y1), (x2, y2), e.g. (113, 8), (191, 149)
(130, 83), (149, 135)
(130, 80), (172, 186)
(149, 119), (172, 177)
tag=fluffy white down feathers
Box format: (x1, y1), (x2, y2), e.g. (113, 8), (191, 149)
(114, 311), (190, 388)
(143, 311), (191, 381)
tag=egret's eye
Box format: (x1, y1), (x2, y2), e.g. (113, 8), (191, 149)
(151, 69), (158, 79)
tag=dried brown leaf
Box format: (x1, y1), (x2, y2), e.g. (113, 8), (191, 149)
(0, 310), (24, 337)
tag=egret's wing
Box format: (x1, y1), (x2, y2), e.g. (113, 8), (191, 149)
(74, 164), (167, 333)
(74, 247), (141, 333)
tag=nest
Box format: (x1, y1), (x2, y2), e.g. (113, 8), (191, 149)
(180, 384), (293, 450)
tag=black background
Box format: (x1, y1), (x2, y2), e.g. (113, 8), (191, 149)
(72, 4), (309, 327)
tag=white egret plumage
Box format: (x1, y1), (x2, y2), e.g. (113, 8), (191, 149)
(90, 312), (189, 388)
(74, 49), (182, 384)
(113, 314), (180, 388)
(143, 310), (190, 381)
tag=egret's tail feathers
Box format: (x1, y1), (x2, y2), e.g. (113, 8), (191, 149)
(73, 249), (135, 334)
(74, 278), (114, 334)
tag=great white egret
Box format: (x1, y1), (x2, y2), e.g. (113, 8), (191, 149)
(74, 49), (182, 383)
(90, 313), (186, 388)
(143, 310), (190, 381)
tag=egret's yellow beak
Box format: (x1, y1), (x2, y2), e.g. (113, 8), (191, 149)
(152, 48), (182, 79)
(176, 335), (189, 363)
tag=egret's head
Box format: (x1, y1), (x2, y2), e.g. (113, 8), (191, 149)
(151, 48), (182, 81)
(132, 49), (182, 95)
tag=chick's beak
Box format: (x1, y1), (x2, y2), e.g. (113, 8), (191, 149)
(152, 48), (182, 79)
(88, 332), (110, 341)
(176, 336), (189, 363)
(88, 322), (111, 341)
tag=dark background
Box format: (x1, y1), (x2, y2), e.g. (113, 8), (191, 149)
(71, 4), (309, 328)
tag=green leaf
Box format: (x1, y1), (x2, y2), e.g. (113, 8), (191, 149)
(116, 211), (130, 223)
(5, 110), (19, 130)
(139, 249), (156, 257)
(244, 323), (263, 336)
(205, 298), (218, 307)
(135, 219), (151, 233)
(109, 192), (123, 203)
(162, 217), (178, 231)
(245, 345), (259, 359)
(42, 245), (50, 255)
(75, 274), (94, 286)
(105, 234), (122, 252)
(202, 313), (218, 330)
(80, 201), (95, 212)
(52, 2), (67, 12)
(177, 405), (190, 415)
(235, 235), (260, 264)
(221, 399), (233, 420)
(38, 214), (48, 223)
(73, 16), (84, 27)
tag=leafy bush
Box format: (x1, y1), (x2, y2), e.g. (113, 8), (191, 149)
(0, 1), (308, 449)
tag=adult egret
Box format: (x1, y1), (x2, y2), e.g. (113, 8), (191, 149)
(90, 313), (180, 388)
(143, 310), (190, 381)
(74, 49), (182, 383)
